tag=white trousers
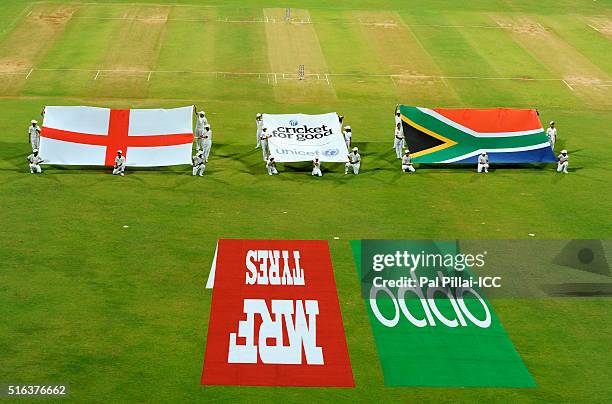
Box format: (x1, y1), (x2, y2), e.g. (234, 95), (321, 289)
(113, 167), (125, 175)
(261, 140), (270, 161)
(312, 167), (322, 176)
(195, 137), (205, 151)
(267, 166), (278, 175)
(557, 161), (568, 173)
(202, 139), (212, 161)
(402, 164), (415, 173)
(394, 138), (404, 158)
(29, 163), (42, 173)
(345, 139), (351, 149)
(193, 164), (206, 176)
(256, 129), (262, 148)
(345, 162), (360, 174)
(477, 163), (489, 173)
(30, 135), (40, 151)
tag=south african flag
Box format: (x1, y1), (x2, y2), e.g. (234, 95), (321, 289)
(400, 105), (556, 163)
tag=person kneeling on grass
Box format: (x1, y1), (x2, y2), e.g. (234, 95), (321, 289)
(402, 150), (415, 173)
(113, 150), (125, 176)
(477, 152), (489, 173)
(557, 149), (569, 174)
(266, 157), (278, 175)
(345, 147), (361, 175)
(192, 151), (205, 176)
(27, 149), (43, 174)
(312, 158), (322, 177)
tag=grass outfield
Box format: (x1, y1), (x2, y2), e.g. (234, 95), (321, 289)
(1, 0), (611, 401)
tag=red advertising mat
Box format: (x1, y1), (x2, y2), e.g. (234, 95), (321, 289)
(201, 239), (354, 387)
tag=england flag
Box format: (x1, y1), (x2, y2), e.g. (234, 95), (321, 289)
(40, 106), (194, 167)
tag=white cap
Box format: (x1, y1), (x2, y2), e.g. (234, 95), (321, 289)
(550, 121), (555, 125)
(352, 147), (358, 151)
(198, 111), (205, 116)
(481, 151), (487, 155)
(33, 149), (39, 153)
(405, 149), (410, 154)
(345, 125), (351, 130)
(561, 149), (567, 154)
(256, 113), (262, 117)
(117, 149), (123, 154)
(31, 120), (37, 124)
(197, 151), (203, 156)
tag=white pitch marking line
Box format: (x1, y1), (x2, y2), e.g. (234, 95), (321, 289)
(25, 68), (33, 80)
(562, 79), (575, 92)
(588, 24), (601, 32)
(17, 67), (612, 88)
(94, 70), (100, 80)
(26, 11), (33, 17)
(389, 75), (398, 88)
(147, 71), (152, 81)
(325, 73), (330, 85)
(47, 14), (508, 29)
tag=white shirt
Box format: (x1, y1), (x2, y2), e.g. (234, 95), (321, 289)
(478, 155), (489, 164)
(395, 127), (404, 139)
(256, 119), (263, 130)
(558, 153), (568, 163)
(203, 129), (212, 141)
(27, 154), (43, 164)
(29, 126), (40, 137)
(192, 155), (204, 166)
(344, 130), (352, 141)
(402, 155), (412, 165)
(348, 152), (360, 164)
(196, 116), (208, 131)
(266, 159), (276, 168)
(115, 156), (126, 168)
(395, 114), (401, 125)
(261, 133), (269, 142)
(313, 160), (320, 169)
(546, 127), (557, 141)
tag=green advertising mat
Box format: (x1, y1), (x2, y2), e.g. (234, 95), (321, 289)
(351, 240), (536, 388)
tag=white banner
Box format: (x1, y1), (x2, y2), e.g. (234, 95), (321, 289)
(40, 106), (194, 167)
(263, 112), (348, 163)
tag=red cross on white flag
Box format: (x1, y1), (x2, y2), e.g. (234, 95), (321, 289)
(40, 106), (194, 167)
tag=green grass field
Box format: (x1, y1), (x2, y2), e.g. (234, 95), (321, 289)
(1, 0), (611, 402)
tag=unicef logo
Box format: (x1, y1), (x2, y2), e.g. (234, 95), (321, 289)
(289, 119), (298, 126)
(322, 149), (339, 157)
